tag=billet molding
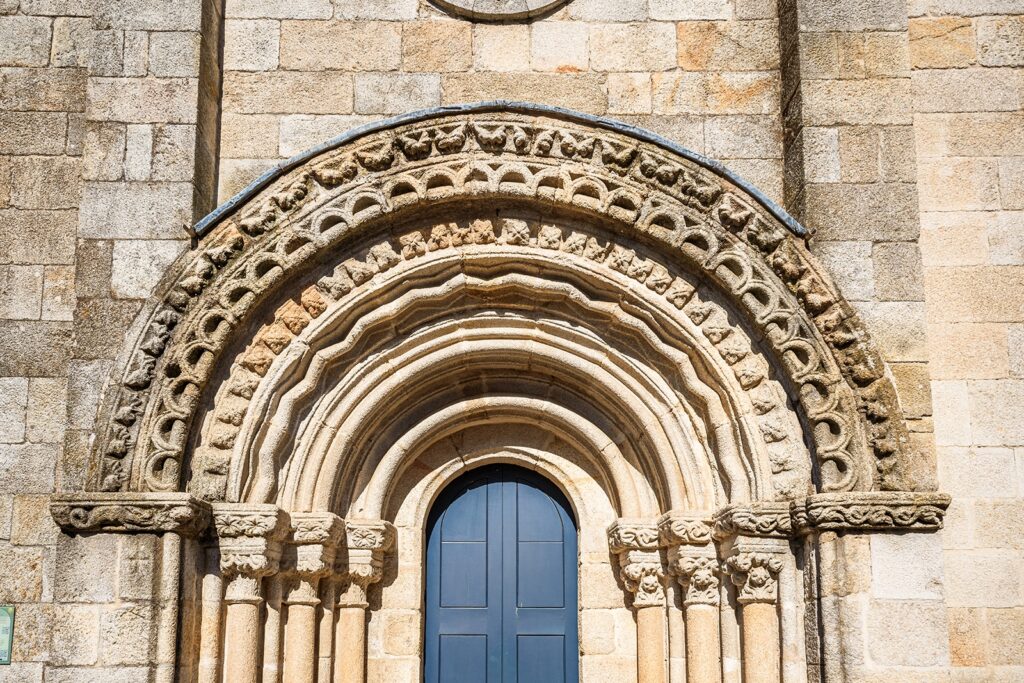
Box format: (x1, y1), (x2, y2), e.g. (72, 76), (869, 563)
(86, 106), (921, 500)
(49, 492), (211, 537)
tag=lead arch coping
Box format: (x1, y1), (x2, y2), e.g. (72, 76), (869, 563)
(82, 101), (932, 525)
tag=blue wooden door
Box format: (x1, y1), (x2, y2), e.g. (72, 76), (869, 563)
(424, 465), (579, 683)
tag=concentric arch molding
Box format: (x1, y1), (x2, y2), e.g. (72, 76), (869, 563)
(83, 101), (931, 499)
(431, 0), (570, 20)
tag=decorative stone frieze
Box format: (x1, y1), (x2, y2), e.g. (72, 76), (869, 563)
(338, 519), (395, 607)
(608, 519), (665, 608)
(49, 492), (211, 536)
(658, 511), (714, 547)
(791, 492), (951, 533)
(87, 104), (923, 502)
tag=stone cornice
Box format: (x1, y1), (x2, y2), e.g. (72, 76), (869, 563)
(49, 492), (211, 537)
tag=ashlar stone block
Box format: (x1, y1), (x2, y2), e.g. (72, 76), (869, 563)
(473, 24), (530, 72)
(279, 21), (401, 71)
(589, 23), (677, 72)
(403, 21), (472, 73)
(0, 16), (52, 67)
(353, 73), (440, 115)
(0, 266), (43, 321)
(676, 20), (780, 72)
(531, 21), (588, 72)
(977, 15), (1024, 67)
(909, 16), (976, 69)
(224, 19), (280, 72)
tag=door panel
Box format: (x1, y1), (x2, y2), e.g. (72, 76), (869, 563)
(424, 465), (578, 683)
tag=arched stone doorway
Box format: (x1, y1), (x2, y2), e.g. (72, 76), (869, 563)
(49, 103), (949, 683)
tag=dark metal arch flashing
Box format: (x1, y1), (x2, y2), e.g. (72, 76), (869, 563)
(194, 100), (809, 239)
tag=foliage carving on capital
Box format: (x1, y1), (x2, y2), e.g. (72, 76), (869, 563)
(725, 551), (783, 605)
(337, 519), (395, 607)
(212, 504), (289, 581)
(608, 519), (665, 608)
(674, 555), (721, 607)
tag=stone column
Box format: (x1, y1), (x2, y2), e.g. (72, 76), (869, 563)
(334, 520), (395, 683)
(608, 520), (666, 683)
(283, 513), (345, 683)
(212, 504), (289, 683)
(725, 544), (785, 683)
(660, 512), (721, 683)
(263, 575), (285, 683)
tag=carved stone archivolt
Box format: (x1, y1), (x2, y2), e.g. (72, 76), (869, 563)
(79, 104), (927, 509)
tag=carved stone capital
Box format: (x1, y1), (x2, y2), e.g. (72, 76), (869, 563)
(289, 512), (345, 578)
(212, 504), (290, 582)
(337, 519), (395, 607)
(714, 502), (793, 540)
(658, 511), (714, 547)
(791, 492), (951, 534)
(50, 493), (211, 537)
(673, 554), (721, 607)
(608, 519), (665, 608)
(724, 548), (784, 605)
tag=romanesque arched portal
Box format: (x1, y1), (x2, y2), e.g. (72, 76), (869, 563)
(50, 103), (948, 683)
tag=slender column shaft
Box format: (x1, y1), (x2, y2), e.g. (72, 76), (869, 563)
(636, 605), (666, 683)
(667, 585), (686, 683)
(263, 577), (284, 683)
(197, 548), (224, 683)
(742, 602), (781, 683)
(283, 592), (320, 683)
(687, 604), (722, 683)
(318, 580), (338, 682)
(335, 605), (367, 683)
(223, 575), (263, 683)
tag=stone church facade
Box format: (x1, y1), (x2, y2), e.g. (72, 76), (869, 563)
(0, 0), (1022, 681)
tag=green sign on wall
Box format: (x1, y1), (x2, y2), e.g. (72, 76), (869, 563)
(0, 605), (13, 665)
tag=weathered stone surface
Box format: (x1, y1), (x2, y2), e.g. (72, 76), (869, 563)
(531, 21), (589, 72)
(148, 31), (201, 78)
(220, 113), (279, 158)
(333, 0), (417, 20)
(676, 20), (779, 72)
(568, 0), (647, 21)
(0, 209), (77, 264)
(867, 600), (950, 666)
(870, 533), (943, 600)
(111, 239), (185, 299)
(353, 73), (441, 115)
(705, 114), (782, 158)
(0, 16), (52, 67)
(79, 182), (193, 239)
(803, 78), (912, 125)
(403, 21), (472, 73)
(473, 24), (530, 73)
(73, 298), (141, 360)
(94, 0), (201, 30)
(0, 266), (43, 321)
(606, 73), (651, 114)
(798, 0), (908, 31)
(224, 19), (280, 72)
(925, 266), (1024, 322)
(279, 21), (401, 71)
(934, 323), (1010, 383)
(909, 16), (975, 69)
(873, 241), (923, 301)
(443, 74), (606, 113)
(804, 182), (918, 240)
(912, 68), (1020, 113)
(223, 71), (353, 114)
(0, 377), (28, 443)
(648, 0), (729, 20)
(0, 443), (57, 493)
(226, 0), (331, 19)
(944, 549), (1021, 607)
(977, 15), (1024, 67)
(26, 377), (68, 443)
(88, 78), (199, 124)
(10, 156), (82, 210)
(278, 114), (377, 156)
(0, 68), (86, 113)
(589, 23), (677, 72)
(0, 321), (73, 376)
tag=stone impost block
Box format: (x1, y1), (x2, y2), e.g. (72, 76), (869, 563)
(288, 511), (345, 577)
(657, 510), (714, 547)
(792, 492), (951, 533)
(338, 519), (395, 606)
(50, 492), (212, 536)
(714, 502), (793, 539)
